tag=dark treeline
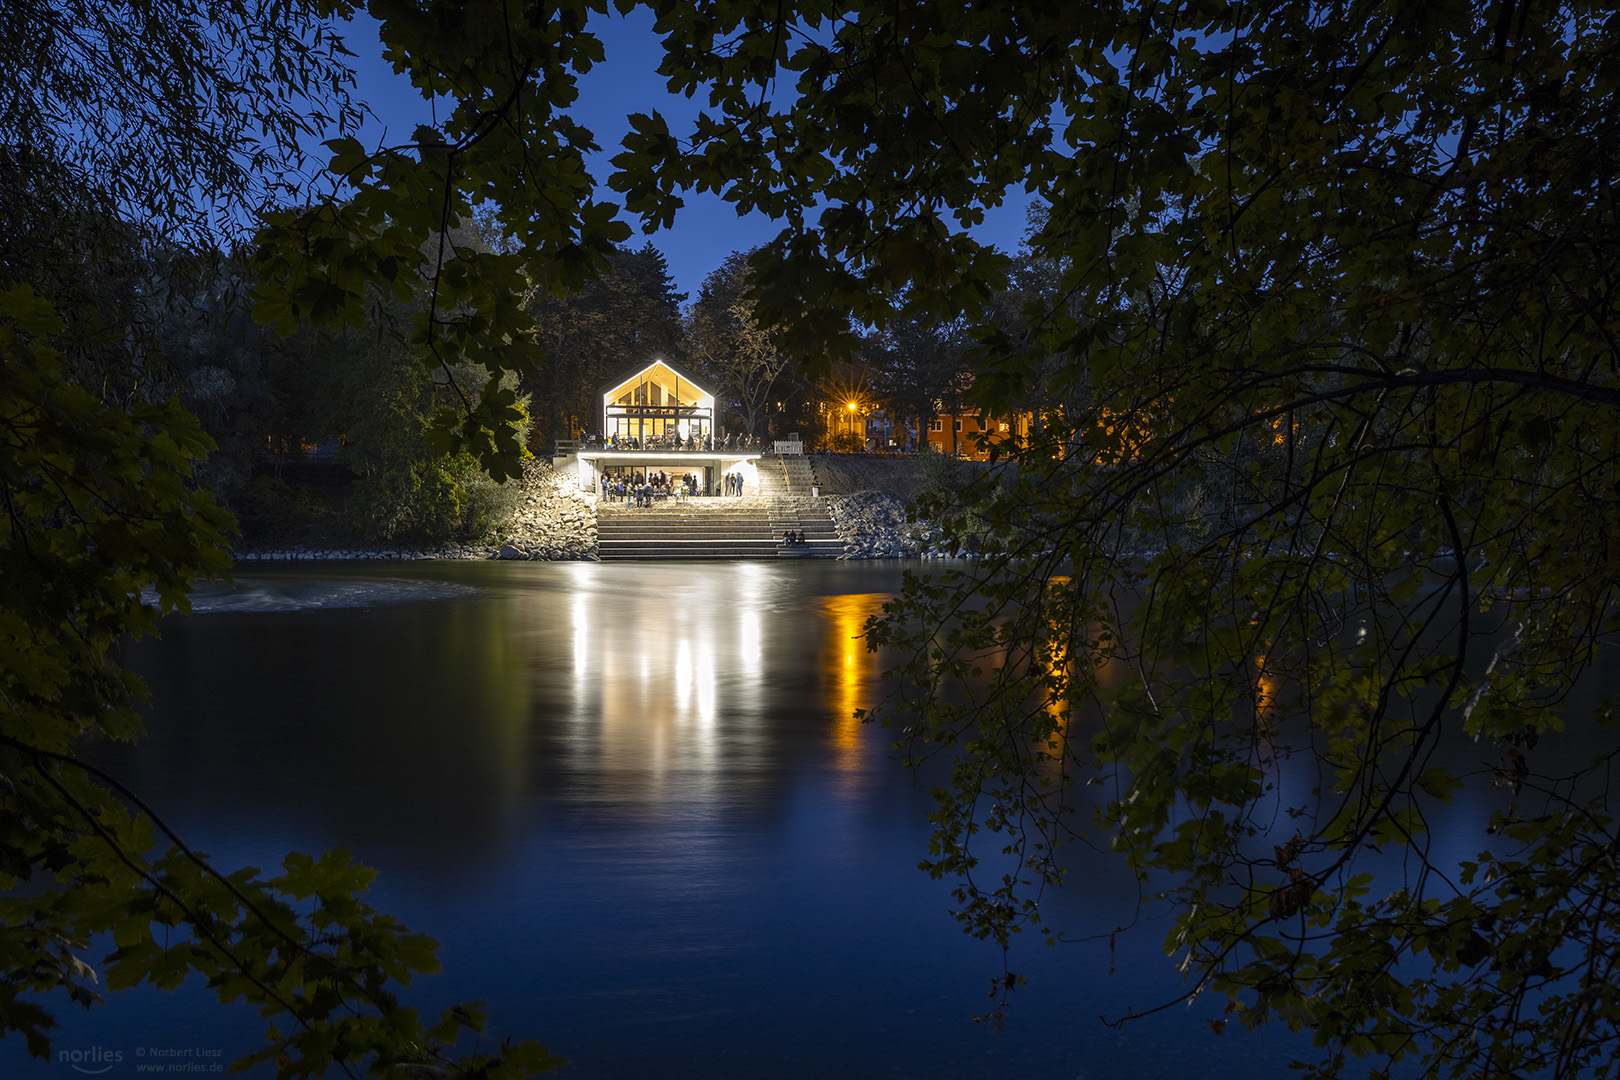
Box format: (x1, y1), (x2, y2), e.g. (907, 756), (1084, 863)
(154, 219), (526, 547)
(176, 235), (1061, 548)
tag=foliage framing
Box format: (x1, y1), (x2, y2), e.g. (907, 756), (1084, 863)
(338, 0), (1619, 1072)
(9, 0), (1620, 1078)
(635, 0), (1610, 1073)
(2, 1), (559, 1074)
(829, 4), (1620, 1079)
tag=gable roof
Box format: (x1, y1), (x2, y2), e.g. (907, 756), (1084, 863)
(599, 356), (712, 401)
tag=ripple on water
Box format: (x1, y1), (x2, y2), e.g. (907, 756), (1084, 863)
(144, 577), (480, 613)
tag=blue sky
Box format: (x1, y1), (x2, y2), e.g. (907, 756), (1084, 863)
(340, 8), (1034, 301)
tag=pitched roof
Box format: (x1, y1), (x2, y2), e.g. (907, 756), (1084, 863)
(599, 356), (712, 400)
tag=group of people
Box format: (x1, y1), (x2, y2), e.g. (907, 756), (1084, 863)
(591, 450), (758, 505)
(585, 431), (764, 452)
(598, 432), (707, 451)
(601, 471), (700, 506)
(780, 530), (807, 545)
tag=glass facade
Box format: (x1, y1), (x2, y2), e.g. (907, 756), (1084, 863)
(603, 361), (713, 448)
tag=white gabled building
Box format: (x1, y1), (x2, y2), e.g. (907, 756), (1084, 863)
(553, 356), (762, 498)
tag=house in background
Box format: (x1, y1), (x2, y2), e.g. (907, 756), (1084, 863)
(923, 409), (1032, 459)
(815, 398), (1033, 459)
(819, 398), (900, 452)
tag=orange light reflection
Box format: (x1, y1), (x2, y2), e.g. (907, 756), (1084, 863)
(820, 594), (889, 768)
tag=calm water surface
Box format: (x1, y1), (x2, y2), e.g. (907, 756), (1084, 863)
(8, 561), (1315, 1078)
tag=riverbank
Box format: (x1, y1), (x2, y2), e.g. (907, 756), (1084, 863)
(827, 491), (951, 559)
(818, 454), (988, 559)
(233, 454), (970, 561)
(235, 459), (598, 562)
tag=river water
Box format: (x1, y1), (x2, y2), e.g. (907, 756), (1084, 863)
(8, 560), (1315, 1079)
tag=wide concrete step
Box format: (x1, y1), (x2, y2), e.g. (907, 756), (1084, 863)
(598, 511), (777, 522)
(600, 539), (782, 553)
(769, 528), (840, 540)
(599, 511), (772, 519)
(599, 529), (781, 541)
(598, 538), (840, 560)
(774, 540), (841, 558)
(599, 510), (776, 520)
(594, 485), (841, 559)
(598, 516), (775, 529)
(596, 512), (776, 523)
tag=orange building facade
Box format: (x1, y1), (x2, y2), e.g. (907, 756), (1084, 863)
(922, 409), (1033, 459)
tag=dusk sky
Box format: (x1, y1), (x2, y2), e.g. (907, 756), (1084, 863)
(340, 8), (1036, 301)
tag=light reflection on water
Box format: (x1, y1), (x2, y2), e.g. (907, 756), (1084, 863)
(821, 593), (887, 771)
(10, 561), (1316, 1080)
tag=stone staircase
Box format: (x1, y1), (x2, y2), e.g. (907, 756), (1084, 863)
(753, 455), (841, 558)
(596, 502), (780, 559)
(759, 453), (817, 497)
(596, 454), (842, 560)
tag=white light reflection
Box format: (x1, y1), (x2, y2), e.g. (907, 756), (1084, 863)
(675, 638), (693, 714)
(567, 566), (755, 811)
(694, 638), (717, 731)
(572, 592), (588, 683)
(739, 610), (761, 667)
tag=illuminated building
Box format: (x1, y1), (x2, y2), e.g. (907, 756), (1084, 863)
(556, 357), (764, 496)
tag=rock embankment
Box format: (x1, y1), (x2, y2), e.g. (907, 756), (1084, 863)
(496, 460), (597, 560)
(827, 491), (952, 559)
(235, 460), (597, 562)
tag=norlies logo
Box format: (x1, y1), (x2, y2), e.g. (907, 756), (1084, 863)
(57, 1046), (124, 1075)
